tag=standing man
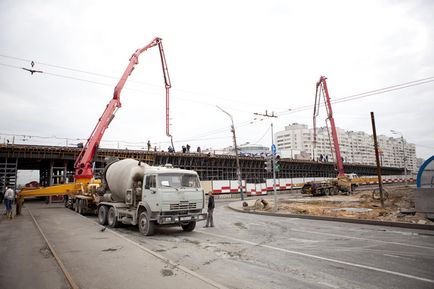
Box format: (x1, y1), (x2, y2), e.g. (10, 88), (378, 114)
(4, 186), (15, 219)
(204, 191), (215, 228)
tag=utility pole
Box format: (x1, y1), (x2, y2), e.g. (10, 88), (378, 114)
(371, 112), (384, 208)
(254, 110), (278, 211)
(217, 106), (244, 201)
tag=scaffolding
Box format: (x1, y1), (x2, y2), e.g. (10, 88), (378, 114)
(0, 158), (18, 192)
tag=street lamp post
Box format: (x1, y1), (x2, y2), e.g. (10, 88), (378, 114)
(391, 130), (408, 186)
(271, 123), (277, 212)
(217, 106), (244, 201)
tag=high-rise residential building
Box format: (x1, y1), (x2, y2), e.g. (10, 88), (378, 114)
(275, 123), (417, 173)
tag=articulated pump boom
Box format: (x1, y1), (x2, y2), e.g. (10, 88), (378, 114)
(313, 76), (344, 176)
(74, 37), (172, 183)
(17, 37), (172, 210)
(310, 76), (353, 194)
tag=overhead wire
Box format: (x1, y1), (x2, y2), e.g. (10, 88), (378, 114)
(2, 54), (433, 113)
(253, 125), (271, 144)
(0, 54), (280, 111)
(277, 76), (434, 116)
(1, 54), (434, 149)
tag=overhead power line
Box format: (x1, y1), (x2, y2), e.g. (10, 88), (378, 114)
(1, 54), (434, 147)
(0, 54), (281, 111)
(277, 76), (434, 116)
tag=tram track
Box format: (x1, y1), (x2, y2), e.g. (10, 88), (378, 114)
(27, 206), (79, 289)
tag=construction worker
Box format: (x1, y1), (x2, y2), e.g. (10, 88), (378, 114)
(204, 191), (215, 228)
(4, 186), (15, 219)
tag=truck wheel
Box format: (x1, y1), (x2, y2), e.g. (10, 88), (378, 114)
(77, 199), (83, 215)
(66, 198), (73, 210)
(332, 187), (338, 195)
(107, 207), (120, 228)
(98, 206), (108, 225)
(138, 212), (154, 236)
(181, 221), (196, 232)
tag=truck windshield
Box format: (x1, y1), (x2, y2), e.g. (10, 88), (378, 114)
(158, 174), (200, 189)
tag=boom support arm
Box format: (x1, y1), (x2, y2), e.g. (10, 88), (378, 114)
(313, 76), (345, 176)
(74, 37), (171, 181)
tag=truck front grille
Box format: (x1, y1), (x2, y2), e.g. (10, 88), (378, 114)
(170, 201), (197, 211)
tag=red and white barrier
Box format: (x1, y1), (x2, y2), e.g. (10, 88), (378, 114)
(212, 180), (246, 194)
(205, 175), (416, 196)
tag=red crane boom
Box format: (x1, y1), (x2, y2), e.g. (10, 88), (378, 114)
(74, 37), (171, 181)
(313, 76), (345, 176)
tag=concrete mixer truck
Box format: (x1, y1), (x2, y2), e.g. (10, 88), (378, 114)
(97, 158), (207, 236)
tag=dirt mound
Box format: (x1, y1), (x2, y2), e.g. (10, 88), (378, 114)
(253, 186), (433, 225)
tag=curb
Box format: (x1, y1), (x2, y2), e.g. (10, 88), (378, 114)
(228, 202), (434, 231)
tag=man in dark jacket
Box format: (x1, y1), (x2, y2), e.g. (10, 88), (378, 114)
(204, 191), (215, 227)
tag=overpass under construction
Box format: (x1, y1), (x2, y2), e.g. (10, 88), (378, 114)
(0, 144), (403, 191)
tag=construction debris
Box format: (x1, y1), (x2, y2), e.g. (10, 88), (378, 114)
(251, 186), (434, 225)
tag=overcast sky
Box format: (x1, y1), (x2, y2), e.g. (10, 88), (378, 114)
(0, 0), (433, 159)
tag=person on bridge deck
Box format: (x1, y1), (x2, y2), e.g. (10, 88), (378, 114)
(204, 191), (215, 228)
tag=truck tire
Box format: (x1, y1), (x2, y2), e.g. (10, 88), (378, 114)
(331, 187), (339, 195)
(77, 199), (83, 215)
(138, 212), (155, 236)
(65, 198), (73, 210)
(98, 206), (108, 225)
(107, 207), (120, 228)
(181, 221), (196, 232)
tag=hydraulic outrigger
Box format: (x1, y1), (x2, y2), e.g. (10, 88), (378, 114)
(17, 37), (172, 214)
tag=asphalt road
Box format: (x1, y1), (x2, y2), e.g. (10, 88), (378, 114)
(87, 200), (434, 289)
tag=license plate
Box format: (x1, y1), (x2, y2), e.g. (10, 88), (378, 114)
(180, 216), (191, 221)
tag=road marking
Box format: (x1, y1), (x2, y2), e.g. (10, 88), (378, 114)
(225, 211), (434, 250)
(383, 254), (415, 261)
(199, 230), (434, 284)
(288, 228), (434, 250)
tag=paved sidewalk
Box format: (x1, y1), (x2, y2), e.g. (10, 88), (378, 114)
(0, 202), (225, 289)
(0, 203), (69, 289)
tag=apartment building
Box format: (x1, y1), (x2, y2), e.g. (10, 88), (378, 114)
(275, 123), (417, 173)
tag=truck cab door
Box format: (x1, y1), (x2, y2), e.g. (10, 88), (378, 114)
(143, 174), (158, 211)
